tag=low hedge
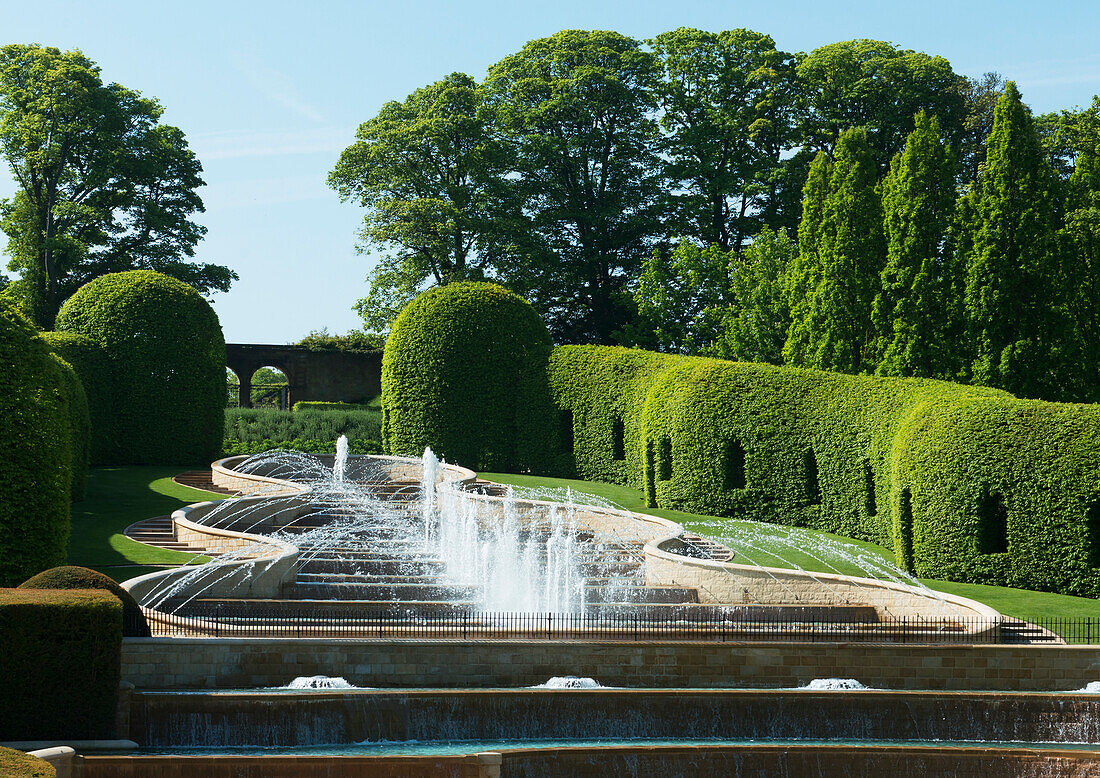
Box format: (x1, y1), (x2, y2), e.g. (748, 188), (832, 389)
(225, 407), (382, 457)
(19, 566), (149, 637)
(0, 588), (122, 740)
(382, 282), (557, 471)
(0, 748), (54, 777)
(292, 400), (376, 412)
(54, 270), (226, 466)
(0, 300), (70, 587)
(222, 437), (383, 457)
(47, 354), (90, 501)
(548, 345), (1100, 597)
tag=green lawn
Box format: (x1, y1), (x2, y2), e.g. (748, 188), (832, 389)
(480, 471), (1100, 625)
(69, 467), (220, 581)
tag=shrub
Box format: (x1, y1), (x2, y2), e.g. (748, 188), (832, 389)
(0, 748), (54, 777)
(224, 407), (382, 457)
(54, 270), (226, 466)
(292, 400), (376, 412)
(0, 588), (122, 740)
(19, 566), (149, 637)
(548, 345), (1100, 597)
(40, 331), (112, 469)
(0, 300), (70, 587)
(382, 282), (557, 471)
(47, 354), (90, 501)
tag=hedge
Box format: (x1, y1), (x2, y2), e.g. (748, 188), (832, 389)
(224, 407), (382, 456)
(0, 748), (54, 777)
(47, 354), (90, 501)
(0, 300), (70, 587)
(54, 270), (226, 466)
(548, 345), (1100, 597)
(292, 400), (376, 412)
(19, 566), (149, 637)
(0, 588), (122, 740)
(382, 282), (557, 471)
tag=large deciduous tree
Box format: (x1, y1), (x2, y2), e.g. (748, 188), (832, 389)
(329, 72), (514, 332)
(0, 45), (232, 329)
(484, 30), (662, 344)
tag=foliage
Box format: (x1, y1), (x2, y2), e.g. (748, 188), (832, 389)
(0, 299), (70, 587)
(547, 343), (1100, 596)
(224, 407), (382, 456)
(0, 747), (54, 777)
(484, 30), (663, 343)
(55, 270), (226, 465)
(784, 128), (884, 372)
(0, 45), (234, 329)
(715, 227), (794, 364)
(633, 241), (730, 354)
(40, 330), (112, 468)
(247, 366), (288, 408)
(295, 328), (385, 351)
(19, 565), (149, 637)
(872, 112), (960, 379)
(292, 401), (376, 412)
(382, 282), (556, 471)
(0, 588), (121, 740)
(47, 353), (90, 501)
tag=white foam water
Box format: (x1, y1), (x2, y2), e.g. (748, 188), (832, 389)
(533, 676), (602, 689)
(1075, 681), (1100, 693)
(801, 678), (868, 690)
(283, 676), (357, 689)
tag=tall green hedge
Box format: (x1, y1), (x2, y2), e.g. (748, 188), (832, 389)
(0, 588), (122, 740)
(54, 270), (226, 465)
(19, 566), (149, 637)
(0, 300), (70, 587)
(41, 331), (112, 473)
(382, 282), (558, 471)
(47, 354), (90, 501)
(548, 345), (1100, 597)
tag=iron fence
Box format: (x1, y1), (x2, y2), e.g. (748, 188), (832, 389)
(124, 607), (1100, 644)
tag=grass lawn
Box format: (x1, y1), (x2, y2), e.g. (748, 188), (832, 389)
(70, 467), (221, 582)
(480, 471), (1100, 626)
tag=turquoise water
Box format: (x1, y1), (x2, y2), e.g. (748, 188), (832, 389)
(131, 738), (1100, 756)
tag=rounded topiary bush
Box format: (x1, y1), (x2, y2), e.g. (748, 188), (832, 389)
(0, 747), (55, 777)
(382, 282), (556, 471)
(55, 270), (226, 465)
(0, 299), (71, 587)
(19, 565), (150, 637)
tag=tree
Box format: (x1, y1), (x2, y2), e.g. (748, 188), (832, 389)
(0, 45), (233, 329)
(484, 30), (662, 343)
(633, 240), (730, 354)
(796, 40), (967, 168)
(872, 112), (959, 379)
(715, 227), (794, 364)
(958, 72), (1005, 182)
(964, 82), (1066, 400)
(295, 328), (385, 351)
(652, 28), (799, 252)
(783, 128), (884, 373)
(329, 72), (513, 332)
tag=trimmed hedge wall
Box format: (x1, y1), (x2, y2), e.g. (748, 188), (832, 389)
(292, 400), (378, 412)
(54, 270), (226, 466)
(47, 354), (90, 501)
(19, 566), (150, 637)
(0, 300), (71, 587)
(0, 748), (54, 777)
(41, 331), (112, 474)
(548, 345), (1100, 597)
(224, 407), (382, 456)
(0, 588), (122, 740)
(382, 282), (557, 471)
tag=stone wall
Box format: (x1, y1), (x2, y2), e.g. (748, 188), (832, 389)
(121, 638), (1100, 692)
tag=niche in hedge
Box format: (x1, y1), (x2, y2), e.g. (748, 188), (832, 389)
(611, 417), (625, 461)
(560, 409), (574, 454)
(724, 439), (747, 490)
(864, 460), (877, 517)
(804, 449), (821, 504)
(976, 488), (1009, 554)
(658, 436), (673, 481)
(645, 439), (657, 506)
(1087, 502), (1100, 568)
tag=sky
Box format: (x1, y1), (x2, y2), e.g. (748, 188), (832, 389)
(2, 0), (1099, 344)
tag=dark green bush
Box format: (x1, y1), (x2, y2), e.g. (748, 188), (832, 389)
(0, 588), (122, 740)
(0, 747), (54, 777)
(292, 400), (376, 412)
(0, 300), (70, 587)
(382, 282), (557, 471)
(41, 331), (112, 469)
(548, 345), (1100, 597)
(224, 407), (382, 457)
(19, 566), (149, 637)
(54, 270), (225, 466)
(47, 354), (90, 501)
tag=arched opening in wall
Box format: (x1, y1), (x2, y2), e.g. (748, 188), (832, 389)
(611, 417), (625, 461)
(864, 460), (877, 517)
(559, 409), (574, 454)
(1086, 502), (1100, 567)
(658, 436), (673, 481)
(976, 488), (1009, 554)
(645, 439), (657, 507)
(225, 368), (241, 408)
(804, 449), (821, 504)
(251, 366), (290, 410)
(724, 439), (747, 490)
(898, 488), (914, 571)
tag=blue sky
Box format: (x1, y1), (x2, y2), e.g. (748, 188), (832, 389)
(3, 0), (1099, 343)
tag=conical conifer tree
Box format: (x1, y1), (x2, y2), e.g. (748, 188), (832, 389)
(784, 128), (884, 373)
(872, 111), (958, 378)
(965, 81), (1062, 399)
(783, 150), (832, 364)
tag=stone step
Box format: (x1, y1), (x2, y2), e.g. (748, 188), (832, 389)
(176, 597), (481, 618)
(290, 581), (483, 602)
(296, 558), (448, 576)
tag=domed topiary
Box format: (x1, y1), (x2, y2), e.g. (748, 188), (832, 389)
(19, 565), (150, 637)
(382, 282), (556, 471)
(47, 353), (91, 501)
(0, 299), (71, 587)
(55, 270), (226, 465)
(0, 747), (55, 777)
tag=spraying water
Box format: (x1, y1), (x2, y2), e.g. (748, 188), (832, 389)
(333, 435), (349, 482)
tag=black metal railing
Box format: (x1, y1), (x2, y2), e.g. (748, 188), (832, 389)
(124, 607), (1100, 645)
